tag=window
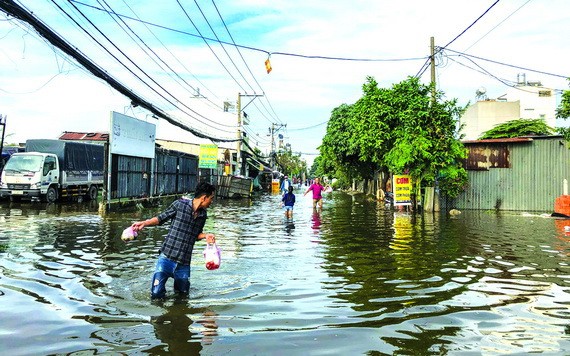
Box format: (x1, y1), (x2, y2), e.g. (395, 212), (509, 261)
(43, 156), (57, 175)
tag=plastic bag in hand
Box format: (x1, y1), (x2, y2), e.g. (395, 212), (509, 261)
(121, 226), (138, 242)
(203, 243), (221, 270)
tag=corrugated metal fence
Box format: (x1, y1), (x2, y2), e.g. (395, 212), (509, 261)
(110, 148), (198, 200)
(450, 137), (570, 212)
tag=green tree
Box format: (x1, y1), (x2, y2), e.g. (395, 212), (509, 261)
(556, 85), (570, 119)
(319, 76), (468, 207)
(556, 84), (570, 140)
(381, 77), (467, 203)
(275, 150), (307, 178)
(320, 103), (377, 182)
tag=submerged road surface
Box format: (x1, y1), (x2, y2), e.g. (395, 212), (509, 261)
(1, 188), (569, 355)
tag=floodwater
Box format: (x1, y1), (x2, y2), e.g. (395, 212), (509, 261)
(1, 188), (569, 355)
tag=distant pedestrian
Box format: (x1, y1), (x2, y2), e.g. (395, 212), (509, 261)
(280, 175), (292, 195)
(281, 185), (296, 219)
(304, 177), (328, 210)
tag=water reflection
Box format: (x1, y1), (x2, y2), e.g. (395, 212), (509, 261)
(284, 220), (296, 235)
(147, 303), (218, 354)
(311, 208), (321, 231)
(1, 193), (569, 355)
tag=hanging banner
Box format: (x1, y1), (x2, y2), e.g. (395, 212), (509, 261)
(393, 174), (412, 206)
(199, 144), (218, 169)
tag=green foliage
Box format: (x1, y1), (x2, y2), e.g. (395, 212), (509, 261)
(276, 150), (307, 177)
(437, 165), (468, 199)
(556, 84), (570, 119)
(556, 84), (570, 142)
(557, 127), (570, 142)
(479, 118), (554, 139)
(317, 76), (468, 203)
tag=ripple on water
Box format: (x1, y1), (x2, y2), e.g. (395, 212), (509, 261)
(1, 196), (570, 354)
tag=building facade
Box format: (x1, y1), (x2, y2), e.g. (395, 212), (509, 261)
(459, 75), (557, 140)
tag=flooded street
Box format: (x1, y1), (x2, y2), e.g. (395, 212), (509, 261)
(1, 188), (569, 355)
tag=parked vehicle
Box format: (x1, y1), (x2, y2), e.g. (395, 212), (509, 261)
(0, 139), (104, 203)
(1, 146), (25, 172)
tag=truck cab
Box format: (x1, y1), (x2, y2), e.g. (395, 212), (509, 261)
(0, 152), (60, 202)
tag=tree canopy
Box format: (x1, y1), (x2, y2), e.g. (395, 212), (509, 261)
(275, 150), (307, 178)
(317, 76), (468, 201)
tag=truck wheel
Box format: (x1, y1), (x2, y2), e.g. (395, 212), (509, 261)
(87, 185), (98, 201)
(45, 186), (58, 203)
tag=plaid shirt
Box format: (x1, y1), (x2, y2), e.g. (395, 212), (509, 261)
(156, 198), (207, 265)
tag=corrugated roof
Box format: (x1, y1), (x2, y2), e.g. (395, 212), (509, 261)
(462, 135), (564, 145)
(58, 131), (109, 141)
(462, 137), (533, 144)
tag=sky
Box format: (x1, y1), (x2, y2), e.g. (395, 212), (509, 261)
(1, 0), (569, 167)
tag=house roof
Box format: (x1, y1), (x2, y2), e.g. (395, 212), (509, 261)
(58, 131), (109, 141)
(462, 135), (564, 145)
(462, 137), (533, 144)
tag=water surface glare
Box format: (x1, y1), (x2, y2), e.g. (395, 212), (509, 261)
(1, 190), (569, 355)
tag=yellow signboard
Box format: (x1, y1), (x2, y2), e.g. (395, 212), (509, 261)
(393, 174), (412, 206)
(199, 144), (218, 169)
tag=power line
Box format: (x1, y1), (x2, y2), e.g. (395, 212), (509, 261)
(444, 48), (569, 79)
(415, 0), (502, 79)
(211, 0), (281, 124)
(0, 0), (239, 142)
(192, 0), (256, 94)
(69, 1), (430, 64)
(175, 0), (247, 94)
(119, 0), (225, 109)
(66, 0), (237, 133)
(439, 0), (501, 52)
(463, 0), (532, 52)
(446, 55), (521, 91)
(99, 0), (222, 113)
(287, 120), (328, 131)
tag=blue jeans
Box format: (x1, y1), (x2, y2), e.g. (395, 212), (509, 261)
(151, 254), (190, 299)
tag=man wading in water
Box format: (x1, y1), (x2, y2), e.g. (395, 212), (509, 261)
(131, 182), (216, 299)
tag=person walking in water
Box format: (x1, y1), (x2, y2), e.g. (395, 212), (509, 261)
(280, 175), (292, 195)
(130, 181), (216, 299)
(304, 177), (327, 210)
(281, 185), (296, 219)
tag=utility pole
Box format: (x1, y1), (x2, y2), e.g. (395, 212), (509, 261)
(429, 36), (440, 212)
(430, 36), (436, 105)
(236, 93), (263, 176)
(269, 122), (286, 170)
(236, 94), (241, 176)
(0, 115), (6, 169)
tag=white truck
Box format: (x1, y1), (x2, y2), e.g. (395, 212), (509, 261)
(0, 139), (104, 203)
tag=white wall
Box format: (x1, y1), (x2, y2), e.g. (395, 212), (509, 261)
(460, 82), (557, 140)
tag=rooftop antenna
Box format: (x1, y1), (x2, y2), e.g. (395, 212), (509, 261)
(475, 87), (487, 100)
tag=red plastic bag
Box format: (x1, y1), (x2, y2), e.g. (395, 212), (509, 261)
(203, 243), (221, 270)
